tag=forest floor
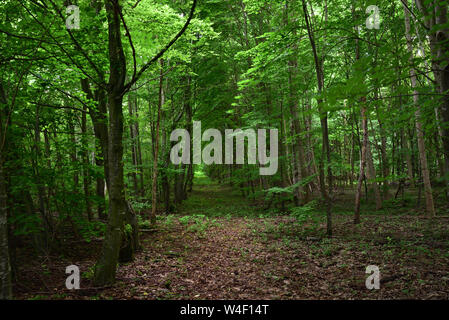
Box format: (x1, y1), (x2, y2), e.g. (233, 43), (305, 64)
(13, 178), (449, 300)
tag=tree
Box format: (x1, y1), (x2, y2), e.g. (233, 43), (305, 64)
(403, 0), (435, 217)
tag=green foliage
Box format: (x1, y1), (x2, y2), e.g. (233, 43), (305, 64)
(129, 200), (151, 212)
(82, 266), (95, 280)
(179, 214), (218, 237)
(79, 220), (106, 242)
(124, 224), (133, 235)
(138, 216), (152, 229)
(9, 213), (43, 236)
(290, 201), (322, 233)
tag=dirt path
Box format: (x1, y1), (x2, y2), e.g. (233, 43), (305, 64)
(109, 183), (297, 299)
(96, 183), (449, 300)
(14, 182), (449, 299)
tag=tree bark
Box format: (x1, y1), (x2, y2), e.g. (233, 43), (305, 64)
(82, 104), (93, 221)
(353, 16), (367, 224)
(80, 78), (108, 220)
(0, 81), (12, 299)
(354, 100), (368, 224)
(285, 0), (310, 205)
(404, 1), (435, 217)
(366, 136), (382, 210)
(128, 91), (139, 197)
(415, 0), (449, 199)
(94, 0), (128, 286)
(150, 59), (164, 224)
(302, 0), (332, 235)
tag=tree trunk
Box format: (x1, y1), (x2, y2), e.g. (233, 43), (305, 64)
(80, 79), (108, 219)
(354, 101), (368, 224)
(128, 91), (139, 197)
(416, 0), (449, 199)
(0, 81), (12, 299)
(404, 1), (435, 217)
(302, 0), (332, 235)
(150, 59), (164, 224)
(366, 136), (382, 210)
(94, 0), (128, 286)
(285, 0), (310, 205)
(133, 98), (144, 197)
(374, 104), (390, 198)
(82, 104), (93, 221)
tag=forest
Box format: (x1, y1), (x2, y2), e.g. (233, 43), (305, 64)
(0, 0), (449, 301)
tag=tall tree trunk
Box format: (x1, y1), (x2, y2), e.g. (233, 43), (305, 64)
(0, 82), (12, 299)
(416, 0), (449, 199)
(183, 75), (193, 195)
(354, 99), (368, 224)
(150, 59), (164, 224)
(285, 0), (310, 205)
(128, 91), (139, 197)
(82, 104), (93, 221)
(33, 107), (52, 249)
(302, 0), (332, 235)
(68, 112), (79, 192)
(133, 98), (144, 197)
(94, 0), (128, 286)
(80, 78), (108, 220)
(404, 2), (436, 217)
(353, 18), (367, 224)
(366, 136), (382, 210)
(374, 104), (390, 198)
(403, 127), (415, 187)
(305, 103), (319, 191)
(0, 151), (11, 300)
(95, 88), (108, 220)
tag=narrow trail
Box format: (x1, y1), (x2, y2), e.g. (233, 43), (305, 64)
(14, 180), (449, 299)
(108, 182), (449, 300)
(112, 182), (300, 299)
(103, 182), (363, 299)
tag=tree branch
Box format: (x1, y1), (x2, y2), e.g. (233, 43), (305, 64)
(123, 0), (197, 94)
(117, 3), (137, 82)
